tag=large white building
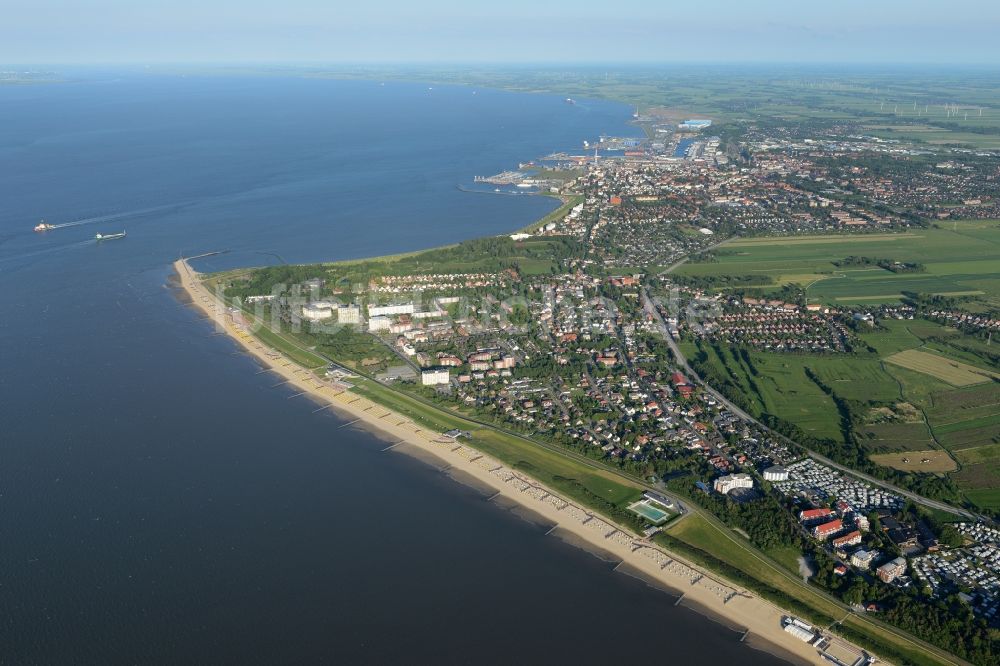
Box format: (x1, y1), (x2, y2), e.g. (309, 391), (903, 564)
(337, 304), (362, 324)
(368, 303), (414, 317)
(850, 549), (879, 569)
(763, 465), (789, 482)
(421, 368), (450, 386)
(679, 119), (712, 130)
(368, 316), (391, 331)
(301, 303), (334, 321)
(713, 473), (754, 495)
(411, 308), (447, 320)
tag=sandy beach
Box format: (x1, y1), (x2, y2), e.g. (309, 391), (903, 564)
(174, 258), (864, 666)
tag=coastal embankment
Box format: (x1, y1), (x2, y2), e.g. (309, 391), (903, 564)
(174, 258), (854, 666)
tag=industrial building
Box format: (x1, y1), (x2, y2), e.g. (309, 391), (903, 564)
(679, 119), (712, 130)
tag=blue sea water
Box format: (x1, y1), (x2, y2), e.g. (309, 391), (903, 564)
(0, 73), (787, 664)
(674, 137), (695, 158)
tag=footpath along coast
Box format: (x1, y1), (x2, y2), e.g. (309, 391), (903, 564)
(174, 258), (862, 666)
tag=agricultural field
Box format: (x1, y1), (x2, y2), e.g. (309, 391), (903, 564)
(679, 224), (998, 504)
(923, 383), (1000, 508)
(862, 123), (1000, 150)
(688, 341), (838, 438)
(857, 422), (936, 454)
(695, 331), (999, 508)
(885, 349), (999, 386)
(678, 224), (1000, 310)
(868, 450), (957, 473)
(953, 442), (1000, 466)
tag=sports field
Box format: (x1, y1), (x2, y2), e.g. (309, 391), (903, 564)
(678, 224), (1000, 310)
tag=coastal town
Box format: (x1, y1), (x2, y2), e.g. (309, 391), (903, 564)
(12, 0), (1000, 663)
(212, 107), (1000, 666)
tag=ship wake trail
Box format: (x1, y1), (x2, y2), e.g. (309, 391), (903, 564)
(46, 203), (187, 230)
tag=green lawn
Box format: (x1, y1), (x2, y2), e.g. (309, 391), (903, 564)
(678, 226), (1000, 309)
(666, 514), (843, 616)
(252, 323), (328, 369)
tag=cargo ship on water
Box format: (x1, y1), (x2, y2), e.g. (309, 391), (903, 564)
(95, 231), (126, 241)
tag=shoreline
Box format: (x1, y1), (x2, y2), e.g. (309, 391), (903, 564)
(174, 258), (844, 666)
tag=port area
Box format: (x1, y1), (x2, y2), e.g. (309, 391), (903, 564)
(473, 170), (527, 185)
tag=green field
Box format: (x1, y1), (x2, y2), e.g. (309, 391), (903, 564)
(954, 442), (1000, 465)
(684, 236), (999, 510)
(694, 320), (1000, 509)
(691, 341), (903, 443)
(858, 422), (936, 454)
(666, 514), (843, 620)
(678, 225), (1000, 309)
(885, 349), (999, 386)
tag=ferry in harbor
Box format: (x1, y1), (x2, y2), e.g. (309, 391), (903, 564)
(95, 231), (126, 241)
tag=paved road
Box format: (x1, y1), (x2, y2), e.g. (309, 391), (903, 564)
(640, 286), (980, 521)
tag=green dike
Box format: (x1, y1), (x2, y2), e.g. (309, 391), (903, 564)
(350, 378), (473, 433)
(252, 324), (327, 369)
(839, 617), (950, 666)
(350, 378), (645, 527)
(665, 514), (842, 622)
